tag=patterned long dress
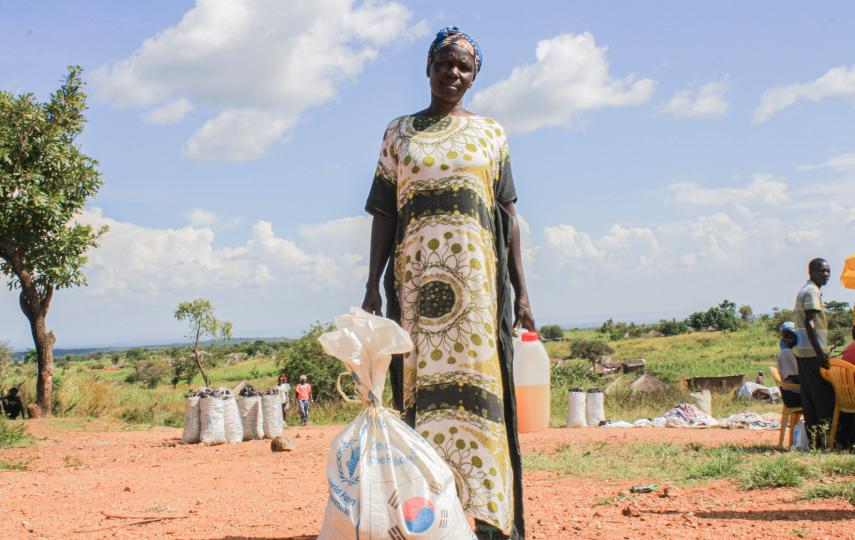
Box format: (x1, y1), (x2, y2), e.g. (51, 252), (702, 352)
(365, 114), (523, 537)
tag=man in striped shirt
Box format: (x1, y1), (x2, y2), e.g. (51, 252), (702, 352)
(793, 258), (835, 448)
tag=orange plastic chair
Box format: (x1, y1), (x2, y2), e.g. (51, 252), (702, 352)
(769, 366), (803, 449)
(820, 359), (855, 450)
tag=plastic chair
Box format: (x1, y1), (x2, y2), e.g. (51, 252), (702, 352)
(820, 359), (855, 450)
(769, 366), (802, 449)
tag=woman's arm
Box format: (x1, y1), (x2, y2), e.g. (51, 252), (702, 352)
(362, 214), (396, 315)
(502, 201), (535, 332)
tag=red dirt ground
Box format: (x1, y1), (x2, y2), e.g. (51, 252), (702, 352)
(1, 419), (853, 539)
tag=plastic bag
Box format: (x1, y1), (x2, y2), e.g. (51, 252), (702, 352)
(566, 389), (587, 427)
(223, 395), (243, 444)
(237, 395), (265, 440)
(180, 395), (201, 444)
(585, 389), (605, 426)
(199, 396), (226, 446)
(792, 419), (809, 451)
(262, 392), (285, 438)
(317, 308), (474, 540)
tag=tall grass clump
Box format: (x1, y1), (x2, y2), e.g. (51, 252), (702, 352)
(0, 418), (32, 448)
(801, 482), (855, 505)
(688, 445), (744, 479)
(739, 455), (815, 489)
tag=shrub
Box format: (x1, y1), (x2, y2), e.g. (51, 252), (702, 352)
(277, 323), (343, 401)
(539, 324), (564, 341)
(552, 360), (600, 389)
(657, 319), (689, 336)
(570, 340), (614, 363)
(126, 358), (172, 389)
(688, 300), (738, 332)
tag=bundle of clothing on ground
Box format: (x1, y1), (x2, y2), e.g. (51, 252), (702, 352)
(602, 403), (780, 430)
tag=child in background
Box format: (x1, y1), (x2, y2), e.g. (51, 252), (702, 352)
(776, 323), (801, 408)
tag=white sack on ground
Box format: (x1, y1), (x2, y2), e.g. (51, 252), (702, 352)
(237, 395), (264, 440)
(199, 396), (226, 445)
(180, 395), (201, 444)
(223, 395), (243, 444)
(585, 390), (605, 426)
(262, 393), (284, 438)
(317, 307), (474, 540)
(566, 390), (587, 427)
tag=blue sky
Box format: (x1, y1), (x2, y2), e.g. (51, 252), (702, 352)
(2, 1), (855, 349)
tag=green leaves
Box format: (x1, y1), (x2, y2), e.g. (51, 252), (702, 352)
(0, 66), (104, 294)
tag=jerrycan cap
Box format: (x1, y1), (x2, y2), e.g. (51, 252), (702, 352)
(521, 331), (539, 342)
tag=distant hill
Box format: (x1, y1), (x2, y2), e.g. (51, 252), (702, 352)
(10, 336), (290, 360)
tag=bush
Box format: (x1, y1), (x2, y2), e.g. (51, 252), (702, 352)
(126, 358), (172, 388)
(657, 319), (689, 336)
(277, 323), (343, 401)
(739, 455), (815, 489)
(539, 324), (564, 341)
(570, 340), (614, 363)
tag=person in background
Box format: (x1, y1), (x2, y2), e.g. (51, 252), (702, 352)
(793, 258), (835, 448)
(295, 375), (312, 426)
(277, 374), (291, 419)
(755, 371), (765, 385)
(776, 323), (801, 408)
(1, 388), (25, 420)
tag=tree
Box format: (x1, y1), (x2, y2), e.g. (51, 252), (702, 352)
(174, 299), (232, 387)
(0, 67), (106, 414)
(738, 304), (753, 322)
(538, 324), (564, 341)
(125, 358), (172, 389)
(570, 339), (614, 370)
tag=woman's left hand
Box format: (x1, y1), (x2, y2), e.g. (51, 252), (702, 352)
(513, 294), (536, 334)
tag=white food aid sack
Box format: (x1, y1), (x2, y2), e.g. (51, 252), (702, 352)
(237, 395), (265, 440)
(223, 395), (244, 444)
(318, 308), (474, 540)
(566, 390), (587, 428)
(180, 395), (201, 444)
(262, 393), (285, 438)
(585, 390), (605, 427)
(199, 396), (226, 446)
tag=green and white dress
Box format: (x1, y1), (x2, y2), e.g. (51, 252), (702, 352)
(366, 114), (523, 537)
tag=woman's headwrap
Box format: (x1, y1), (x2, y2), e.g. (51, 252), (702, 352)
(426, 26), (482, 77)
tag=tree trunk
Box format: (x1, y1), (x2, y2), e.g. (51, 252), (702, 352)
(27, 310), (55, 415)
(193, 351), (210, 388)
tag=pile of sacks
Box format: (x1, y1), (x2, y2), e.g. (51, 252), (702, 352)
(180, 385), (285, 445)
(566, 388), (606, 427)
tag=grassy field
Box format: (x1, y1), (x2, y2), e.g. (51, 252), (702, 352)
(1, 324), (808, 428)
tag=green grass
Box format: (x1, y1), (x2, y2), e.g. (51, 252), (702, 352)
(524, 440), (855, 493)
(0, 418), (32, 448)
(738, 455), (816, 489)
(801, 482), (855, 505)
(0, 458), (31, 471)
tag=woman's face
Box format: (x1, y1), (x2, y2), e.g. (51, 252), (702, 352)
(428, 45), (476, 106)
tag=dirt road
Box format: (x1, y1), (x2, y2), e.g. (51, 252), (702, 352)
(1, 419), (852, 539)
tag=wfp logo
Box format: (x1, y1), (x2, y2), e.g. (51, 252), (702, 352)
(336, 438), (361, 485)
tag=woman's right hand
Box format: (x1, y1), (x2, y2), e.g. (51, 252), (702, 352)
(362, 286), (383, 315)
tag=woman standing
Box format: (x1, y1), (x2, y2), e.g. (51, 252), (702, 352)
(362, 27), (535, 540)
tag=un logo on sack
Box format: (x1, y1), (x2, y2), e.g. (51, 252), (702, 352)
(336, 438), (361, 485)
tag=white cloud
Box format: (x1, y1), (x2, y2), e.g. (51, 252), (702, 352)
(298, 216), (371, 256)
(666, 174), (788, 206)
(753, 65), (855, 123)
(661, 80), (730, 119)
(544, 223), (660, 269)
(93, 0), (419, 160)
(798, 150), (855, 172)
(74, 209), (366, 298)
(184, 208), (219, 227)
(470, 33), (654, 133)
(142, 98), (193, 124)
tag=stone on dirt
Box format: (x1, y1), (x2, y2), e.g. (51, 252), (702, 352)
(270, 436), (294, 452)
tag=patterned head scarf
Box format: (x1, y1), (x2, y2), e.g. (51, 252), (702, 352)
(426, 26), (482, 77)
